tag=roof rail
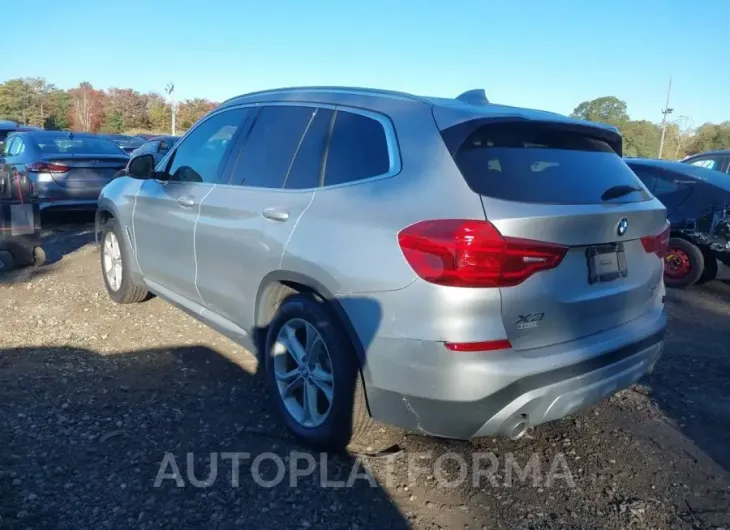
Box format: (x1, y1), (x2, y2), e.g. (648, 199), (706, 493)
(221, 86), (429, 106)
(455, 89), (489, 105)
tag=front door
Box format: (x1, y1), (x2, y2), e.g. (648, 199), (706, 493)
(133, 107), (249, 304)
(195, 104), (331, 331)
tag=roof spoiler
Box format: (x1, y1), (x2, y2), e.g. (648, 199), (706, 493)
(455, 89), (489, 105)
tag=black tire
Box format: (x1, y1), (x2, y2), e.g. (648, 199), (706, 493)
(0, 250), (15, 270)
(264, 292), (390, 453)
(100, 218), (148, 304)
(697, 248), (718, 284)
(664, 237), (704, 288)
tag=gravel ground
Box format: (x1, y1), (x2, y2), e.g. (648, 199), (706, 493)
(1, 213), (729, 529)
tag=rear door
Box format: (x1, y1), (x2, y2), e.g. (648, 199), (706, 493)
(195, 104), (330, 330)
(450, 121), (667, 350)
(133, 107), (248, 305)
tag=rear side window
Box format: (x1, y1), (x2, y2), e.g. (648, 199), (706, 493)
(233, 105), (316, 189)
(687, 157), (723, 171)
(323, 110), (390, 187)
(9, 137), (25, 156)
(2, 136), (16, 155)
(451, 123), (650, 204)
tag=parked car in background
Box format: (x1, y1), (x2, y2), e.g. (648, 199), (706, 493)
(96, 86), (667, 451)
(681, 149), (730, 174)
(1, 131), (129, 211)
(0, 120), (41, 150)
(102, 134), (145, 155)
(626, 158), (730, 287)
(129, 135), (180, 164)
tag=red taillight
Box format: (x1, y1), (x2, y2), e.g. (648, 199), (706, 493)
(26, 162), (69, 173)
(397, 219), (568, 288)
(445, 339), (512, 352)
(641, 225), (670, 258)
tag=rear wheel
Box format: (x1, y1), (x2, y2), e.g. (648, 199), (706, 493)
(100, 218), (148, 303)
(664, 238), (704, 288)
(697, 248), (718, 284)
(264, 292), (395, 453)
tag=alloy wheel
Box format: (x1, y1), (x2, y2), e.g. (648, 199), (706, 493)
(103, 232), (123, 291)
(272, 318), (335, 428)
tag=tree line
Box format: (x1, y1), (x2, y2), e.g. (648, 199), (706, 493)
(0, 77), (217, 136)
(571, 96), (730, 159)
(1, 78), (728, 158)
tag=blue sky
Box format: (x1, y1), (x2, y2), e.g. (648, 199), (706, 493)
(4, 0), (728, 125)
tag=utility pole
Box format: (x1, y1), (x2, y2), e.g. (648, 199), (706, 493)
(165, 82), (176, 136)
(658, 77), (673, 159)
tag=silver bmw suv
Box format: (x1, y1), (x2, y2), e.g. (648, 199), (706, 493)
(96, 87), (668, 451)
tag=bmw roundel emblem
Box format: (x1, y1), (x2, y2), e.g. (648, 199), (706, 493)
(617, 217), (629, 236)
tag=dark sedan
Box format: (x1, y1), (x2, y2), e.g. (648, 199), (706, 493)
(0, 131), (129, 211)
(626, 158), (730, 288)
(0, 120), (41, 150)
(129, 135), (179, 164)
(102, 134), (146, 155)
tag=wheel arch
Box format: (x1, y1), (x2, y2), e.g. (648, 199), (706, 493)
(94, 201), (119, 245)
(254, 271), (367, 369)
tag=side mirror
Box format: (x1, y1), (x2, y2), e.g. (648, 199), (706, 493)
(128, 154), (156, 180)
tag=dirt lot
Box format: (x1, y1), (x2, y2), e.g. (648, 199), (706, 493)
(1, 214), (729, 530)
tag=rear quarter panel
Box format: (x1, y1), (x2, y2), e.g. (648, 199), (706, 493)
(281, 100), (486, 296)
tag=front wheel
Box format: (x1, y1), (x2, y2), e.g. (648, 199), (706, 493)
(100, 218), (148, 304)
(664, 237), (704, 288)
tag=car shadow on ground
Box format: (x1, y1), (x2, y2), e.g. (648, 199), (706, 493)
(0, 343), (410, 529)
(40, 210), (96, 265)
(646, 281), (730, 473)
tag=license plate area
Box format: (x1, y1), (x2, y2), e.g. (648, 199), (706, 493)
(586, 243), (627, 284)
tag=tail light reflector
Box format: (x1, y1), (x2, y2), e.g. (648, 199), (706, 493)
(641, 225), (670, 258)
(398, 219), (567, 288)
(445, 339), (512, 352)
(26, 162), (69, 173)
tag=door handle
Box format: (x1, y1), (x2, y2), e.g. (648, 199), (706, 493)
(262, 207), (290, 222)
(177, 195), (195, 208)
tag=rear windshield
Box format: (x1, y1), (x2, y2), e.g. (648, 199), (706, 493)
(451, 123), (650, 204)
(35, 137), (125, 155)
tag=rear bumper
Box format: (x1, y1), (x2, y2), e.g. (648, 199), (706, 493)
(362, 306), (666, 439)
(33, 180), (100, 210)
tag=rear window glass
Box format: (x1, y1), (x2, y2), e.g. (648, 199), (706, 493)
(452, 123), (650, 204)
(34, 137), (125, 155)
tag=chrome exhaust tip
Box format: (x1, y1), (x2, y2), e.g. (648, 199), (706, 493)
(506, 414), (530, 440)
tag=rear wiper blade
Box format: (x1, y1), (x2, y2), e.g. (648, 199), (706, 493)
(601, 184), (643, 201)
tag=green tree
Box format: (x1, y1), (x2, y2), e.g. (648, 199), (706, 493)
(0, 78), (35, 124)
(177, 98), (217, 130)
(145, 93), (171, 133)
(45, 89), (70, 130)
(686, 122), (730, 155)
(621, 120), (661, 158)
(570, 96), (630, 127)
